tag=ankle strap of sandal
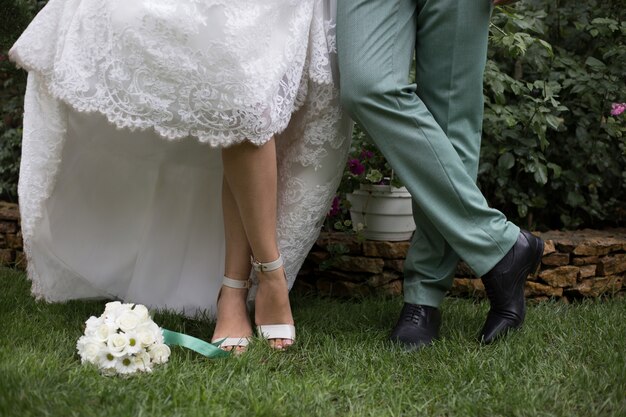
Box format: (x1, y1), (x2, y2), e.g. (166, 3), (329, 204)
(222, 276), (251, 289)
(250, 254), (283, 272)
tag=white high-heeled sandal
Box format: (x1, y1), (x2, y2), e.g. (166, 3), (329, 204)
(211, 276), (252, 350)
(251, 254), (296, 345)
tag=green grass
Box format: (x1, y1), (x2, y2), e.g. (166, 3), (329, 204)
(1, 267), (624, 417)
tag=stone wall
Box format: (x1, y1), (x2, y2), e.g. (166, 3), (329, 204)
(0, 202), (24, 269)
(296, 230), (626, 301)
(2, 200), (624, 301)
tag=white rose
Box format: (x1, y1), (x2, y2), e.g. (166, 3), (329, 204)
(137, 321), (161, 342)
(77, 335), (103, 362)
(121, 304), (135, 315)
(104, 301), (123, 315)
(132, 304), (150, 321)
(84, 316), (103, 333)
(116, 311), (140, 332)
(138, 321), (159, 333)
(103, 301), (132, 323)
(136, 328), (156, 348)
(94, 323), (115, 342)
(80, 341), (102, 364)
(149, 343), (171, 364)
(107, 333), (129, 357)
(103, 314), (117, 328)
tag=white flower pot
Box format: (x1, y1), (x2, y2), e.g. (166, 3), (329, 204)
(346, 184), (416, 241)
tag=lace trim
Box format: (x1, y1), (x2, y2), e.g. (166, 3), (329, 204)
(10, 0), (336, 147)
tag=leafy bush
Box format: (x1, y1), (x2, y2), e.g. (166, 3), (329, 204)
(0, 51), (25, 202)
(481, 0), (626, 229)
(0, 0), (44, 201)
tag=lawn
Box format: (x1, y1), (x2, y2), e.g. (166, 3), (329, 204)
(0, 267), (624, 417)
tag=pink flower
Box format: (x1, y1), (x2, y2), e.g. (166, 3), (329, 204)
(610, 102), (626, 116)
(328, 195), (341, 217)
(348, 158), (365, 175)
(360, 150), (374, 159)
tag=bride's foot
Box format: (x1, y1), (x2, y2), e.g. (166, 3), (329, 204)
(253, 256), (295, 350)
(211, 277), (253, 354)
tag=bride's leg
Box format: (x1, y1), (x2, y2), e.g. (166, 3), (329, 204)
(221, 138), (294, 350)
(212, 178), (254, 352)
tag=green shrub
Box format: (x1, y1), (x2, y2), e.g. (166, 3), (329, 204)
(481, 0), (626, 229)
(0, 0), (43, 201)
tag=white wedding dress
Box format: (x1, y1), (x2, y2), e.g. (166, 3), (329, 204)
(10, 0), (351, 317)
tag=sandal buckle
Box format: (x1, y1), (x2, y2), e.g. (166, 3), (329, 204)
(250, 255), (284, 273)
(251, 258), (266, 272)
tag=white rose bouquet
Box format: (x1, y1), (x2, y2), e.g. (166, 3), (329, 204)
(76, 301), (171, 375)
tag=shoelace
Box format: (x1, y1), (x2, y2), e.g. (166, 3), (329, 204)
(403, 304), (425, 325)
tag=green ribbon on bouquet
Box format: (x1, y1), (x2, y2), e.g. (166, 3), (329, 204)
(162, 329), (230, 359)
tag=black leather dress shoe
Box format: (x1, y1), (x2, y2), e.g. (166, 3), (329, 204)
(479, 230), (544, 344)
(389, 303), (441, 351)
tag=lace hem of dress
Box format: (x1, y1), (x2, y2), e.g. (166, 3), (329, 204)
(9, 0), (338, 148)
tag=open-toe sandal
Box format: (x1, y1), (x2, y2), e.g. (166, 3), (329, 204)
(211, 276), (252, 352)
(251, 254), (296, 348)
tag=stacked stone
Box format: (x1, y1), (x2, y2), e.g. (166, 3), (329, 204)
(0, 202), (24, 269)
(296, 232), (407, 297)
(297, 229), (626, 301)
(531, 230), (625, 300)
(1, 199), (624, 301)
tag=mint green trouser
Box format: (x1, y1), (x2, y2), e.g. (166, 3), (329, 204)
(337, 0), (520, 307)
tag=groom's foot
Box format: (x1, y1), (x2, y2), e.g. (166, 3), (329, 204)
(479, 230), (544, 344)
(389, 303), (441, 351)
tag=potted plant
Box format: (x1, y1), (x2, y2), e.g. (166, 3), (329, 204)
(329, 126), (416, 241)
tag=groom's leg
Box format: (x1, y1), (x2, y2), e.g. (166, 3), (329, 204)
(401, 0), (496, 307)
(337, 0), (520, 292)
